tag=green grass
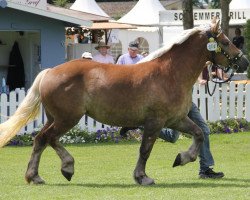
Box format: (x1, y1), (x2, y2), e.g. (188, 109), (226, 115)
(0, 133), (250, 200)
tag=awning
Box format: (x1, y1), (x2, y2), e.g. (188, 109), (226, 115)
(82, 22), (137, 30)
(127, 26), (159, 32)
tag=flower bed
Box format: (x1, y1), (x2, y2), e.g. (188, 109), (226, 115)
(7, 118), (250, 146)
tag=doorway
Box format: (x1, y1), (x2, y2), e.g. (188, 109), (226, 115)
(0, 30), (41, 90)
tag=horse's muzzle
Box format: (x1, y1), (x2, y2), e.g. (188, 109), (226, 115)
(235, 55), (249, 72)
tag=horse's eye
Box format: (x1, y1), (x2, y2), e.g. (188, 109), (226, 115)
(221, 40), (229, 46)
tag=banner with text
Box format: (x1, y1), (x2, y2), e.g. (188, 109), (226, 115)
(160, 9), (250, 26)
(7, 0), (46, 9)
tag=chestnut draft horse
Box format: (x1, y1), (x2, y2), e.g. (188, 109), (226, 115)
(0, 19), (249, 185)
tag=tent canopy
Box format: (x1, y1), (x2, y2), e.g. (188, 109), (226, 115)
(118, 0), (166, 26)
(70, 0), (109, 18)
(230, 0), (250, 9)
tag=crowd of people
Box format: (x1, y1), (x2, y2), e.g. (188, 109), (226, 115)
(81, 41), (146, 64)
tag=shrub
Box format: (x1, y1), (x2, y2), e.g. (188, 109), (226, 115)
(207, 118), (250, 134)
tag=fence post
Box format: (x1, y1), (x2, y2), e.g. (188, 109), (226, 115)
(229, 82), (236, 119)
(236, 83), (244, 119)
(220, 83), (228, 120)
(245, 84), (250, 121)
(0, 93), (8, 123)
(212, 83), (220, 121)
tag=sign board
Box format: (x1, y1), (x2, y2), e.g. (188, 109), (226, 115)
(160, 9), (250, 26)
(7, 0), (46, 9)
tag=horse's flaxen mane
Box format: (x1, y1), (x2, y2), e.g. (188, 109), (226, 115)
(138, 26), (207, 63)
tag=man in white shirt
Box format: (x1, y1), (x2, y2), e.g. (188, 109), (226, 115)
(116, 41), (143, 65)
(93, 42), (114, 64)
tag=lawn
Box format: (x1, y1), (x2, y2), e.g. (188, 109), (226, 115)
(0, 133), (249, 200)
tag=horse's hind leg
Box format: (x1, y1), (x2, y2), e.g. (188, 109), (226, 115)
(46, 116), (82, 181)
(25, 117), (79, 184)
(49, 135), (75, 181)
(172, 116), (204, 167)
(133, 120), (163, 185)
(25, 120), (52, 184)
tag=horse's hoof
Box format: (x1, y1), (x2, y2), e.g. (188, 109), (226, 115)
(33, 178), (45, 184)
(26, 175), (45, 184)
(134, 175), (155, 186)
(173, 153), (181, 167)
(141, 176), (155, 186)
(61, 169), (74, 181)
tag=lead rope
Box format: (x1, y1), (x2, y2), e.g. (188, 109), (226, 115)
(206, 63), (235, 96)
(206, 64), (217, 96)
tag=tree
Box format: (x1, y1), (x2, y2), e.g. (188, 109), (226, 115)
(53, 0), (68, 7)
(193, 0), (220, 8)
(220, 0), (231, 36)
(182, 0), (194, 30)
(244, 20), (250, 78)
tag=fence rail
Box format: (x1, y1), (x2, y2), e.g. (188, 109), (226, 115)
(0, 81), (249, 134)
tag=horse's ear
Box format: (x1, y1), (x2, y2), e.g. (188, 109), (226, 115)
(211, 16), (217, 24)
(211, 17), (221, 34)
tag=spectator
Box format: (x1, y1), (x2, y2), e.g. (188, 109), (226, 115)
(81, 52), (93, 60)
(116, 41), (143, 65)
(93, 42), (114, 64)
(232, 27), (244, 50)
(117, 41), (144, 137)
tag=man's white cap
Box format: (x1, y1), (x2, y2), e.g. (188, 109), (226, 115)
(81, 52), (93, 59)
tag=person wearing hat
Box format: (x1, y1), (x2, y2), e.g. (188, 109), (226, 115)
(93, 42), (114, 64)
(116, 41), (143, 65)
(81, 52), (93, 60)
(116, 41), (144, 140)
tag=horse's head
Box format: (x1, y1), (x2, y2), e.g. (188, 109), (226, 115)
(206, 18), (249, 72)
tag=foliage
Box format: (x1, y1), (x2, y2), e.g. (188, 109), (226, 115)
(193, 0), (220, 8)
(207, 118), (250, 134)
(7, 125), (143, 146)
(7, 119), (250, 147)
(65, 27), (105, 44)
(53, 0), (68, 7)
(244, 20), (250, 78)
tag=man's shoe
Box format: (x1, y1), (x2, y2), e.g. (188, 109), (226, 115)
(199, 168), (224, 179)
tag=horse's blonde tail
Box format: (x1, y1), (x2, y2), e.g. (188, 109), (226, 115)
(0, 69), (49, 147)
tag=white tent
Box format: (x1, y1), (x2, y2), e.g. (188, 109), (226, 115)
(230, 0), (250, 9)
(70, 0), (109, 18)
(118, 0), (166, 26)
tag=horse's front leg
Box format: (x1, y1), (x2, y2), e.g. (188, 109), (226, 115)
(133, 120), (163, 185)
(172, 116), (204, 167)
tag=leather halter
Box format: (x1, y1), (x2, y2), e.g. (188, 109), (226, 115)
(206, 31), (244, 69)
(205, 30), (243, 95)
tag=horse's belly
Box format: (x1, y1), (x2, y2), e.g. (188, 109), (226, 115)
(86, 103), (146, 127)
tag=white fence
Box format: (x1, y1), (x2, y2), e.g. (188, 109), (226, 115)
(0, 81), (250, 134)
(192, 82), (250, 122)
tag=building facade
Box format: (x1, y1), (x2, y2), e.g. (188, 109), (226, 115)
(0, 0), (108, 89)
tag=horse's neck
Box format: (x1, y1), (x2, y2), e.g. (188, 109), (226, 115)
(166, 34), (208, 88)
